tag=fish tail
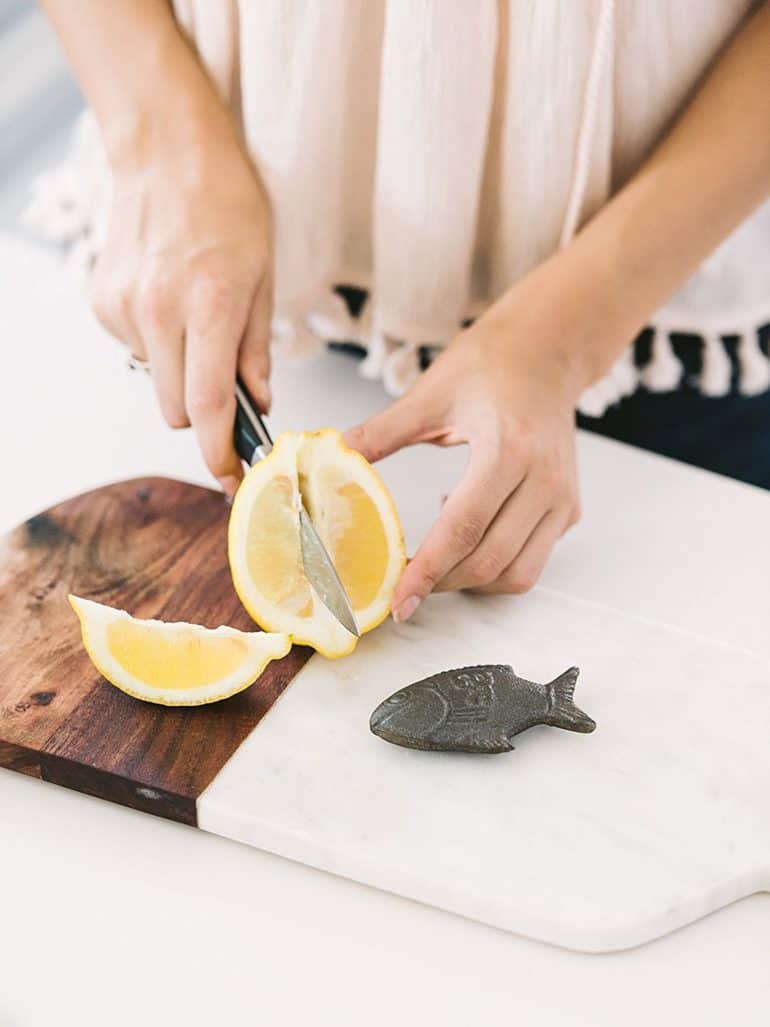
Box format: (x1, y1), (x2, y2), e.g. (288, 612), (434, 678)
(544, 667), (596, 734)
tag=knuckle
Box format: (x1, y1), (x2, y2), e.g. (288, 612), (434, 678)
(89, 287), (110, 329)
(500, 415), (532, 454)
(90, 281), (133, 341)
(163, 407), (189, 430)
(540, 464), (562, 494)
(349, 423), (375, 458)
(109, 283), (132, 323)
(157, 389), (189, 431)
(416, 560), (441, 594)
(206, 455), (233, 479)
(187, 384), (231, 420)
(449, 515), (486, 552)
(566, 500), (582, 530)
(504, 564), (538, 595)
(466, 551), (507, 588)
(193, 273), (233, 315)
(136, 277), (171, 327)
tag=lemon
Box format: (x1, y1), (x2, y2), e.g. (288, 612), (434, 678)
(69, 595), (291, 706)
(228, 429), (406, 658)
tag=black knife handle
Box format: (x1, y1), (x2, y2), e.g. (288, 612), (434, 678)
(234, 376), (273, 465)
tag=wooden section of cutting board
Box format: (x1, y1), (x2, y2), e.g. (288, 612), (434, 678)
(0, 478), (312, 824)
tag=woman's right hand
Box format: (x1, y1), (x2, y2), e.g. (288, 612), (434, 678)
(90, 115), (273, 496)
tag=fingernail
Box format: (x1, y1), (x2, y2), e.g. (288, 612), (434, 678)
(393, 595), (421, 623)
(219, 475), (240, 498)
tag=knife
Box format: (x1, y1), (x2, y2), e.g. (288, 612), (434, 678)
(233, 378), (360, 638)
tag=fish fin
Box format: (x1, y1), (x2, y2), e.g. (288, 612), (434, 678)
(543, 667), (596, 734)
(459, 734), (514, 754)
(478, 736), (514, 754)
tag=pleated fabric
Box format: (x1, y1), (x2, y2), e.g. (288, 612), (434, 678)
(29, 0), (770, 412)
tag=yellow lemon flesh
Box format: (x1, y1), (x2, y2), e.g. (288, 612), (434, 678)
(228, 430), (406, 658)
(69, 595), (291, 706)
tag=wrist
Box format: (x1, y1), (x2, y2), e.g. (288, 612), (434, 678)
(97, 27), (240, 176)
(104, 89), (238, 177)
(489, 252), (619, 400)
(542, 241), (645, 393)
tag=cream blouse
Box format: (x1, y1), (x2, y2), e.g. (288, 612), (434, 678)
(30, 0), (770, 414)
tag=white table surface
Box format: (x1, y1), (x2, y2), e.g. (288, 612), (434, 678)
(1, 234), (769, 1026)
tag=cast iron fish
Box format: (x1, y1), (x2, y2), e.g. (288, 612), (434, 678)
(369, 664), (596, 754)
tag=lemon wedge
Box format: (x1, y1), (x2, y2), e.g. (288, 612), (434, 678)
(69, 595), (291, 706)
(228, 429), (406, 658)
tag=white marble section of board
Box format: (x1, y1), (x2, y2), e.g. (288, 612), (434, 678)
(198, 588), (770, 952)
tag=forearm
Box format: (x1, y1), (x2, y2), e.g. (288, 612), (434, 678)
(40, 0), (239, 169)
(569, 0), (770, 387)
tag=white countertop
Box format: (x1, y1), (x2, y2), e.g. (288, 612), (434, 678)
(1, 234), (769, 1026)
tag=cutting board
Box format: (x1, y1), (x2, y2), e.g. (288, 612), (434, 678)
(198, 590), (770, 953)
(0, 478), (311, 825)
(3, 480), (769, 951)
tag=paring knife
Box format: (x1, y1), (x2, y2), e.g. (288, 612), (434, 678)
(233, 378), (360, 638)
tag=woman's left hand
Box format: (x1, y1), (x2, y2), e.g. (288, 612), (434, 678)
(345, 254), (602, 622)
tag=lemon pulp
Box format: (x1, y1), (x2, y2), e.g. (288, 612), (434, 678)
(310, 472), (390, 611)
(107, 619), (248, 690)
(228, 430), (406, 658)
(69, 595), (292, 706)
(245, 473), (312, 617)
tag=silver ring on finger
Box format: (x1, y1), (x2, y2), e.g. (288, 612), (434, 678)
(126, 354), (151, 374)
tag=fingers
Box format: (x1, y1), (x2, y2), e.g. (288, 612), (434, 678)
(473, 509), (565, 596)
(92, 255), (267, 495)
(434, 473), (545, 593)
(185, 279), (249, 495)
(238, 271), (273, 413)
(135, 279), (188, 429)
(344, 391), (433, 464)
(391, 449), (522, 621)
(91, 266), (190, 430)
(89, 268), (146, 360)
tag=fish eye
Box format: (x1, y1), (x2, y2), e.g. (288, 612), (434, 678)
(387, 692), (409, 705)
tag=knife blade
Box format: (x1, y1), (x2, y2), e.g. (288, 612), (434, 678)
(234, 378), (360, 638)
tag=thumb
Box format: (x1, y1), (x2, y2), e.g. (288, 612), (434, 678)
(344, 393), (431, 463)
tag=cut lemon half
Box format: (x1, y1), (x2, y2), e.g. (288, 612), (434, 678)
(69, 595), (291, 706)
(228, 429), (406, 658)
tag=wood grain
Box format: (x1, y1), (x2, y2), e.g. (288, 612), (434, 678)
(0, 478), (313, 824)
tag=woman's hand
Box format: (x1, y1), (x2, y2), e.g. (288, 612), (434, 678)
(40, 0), (275, 494)
(91, 124), (273, 496)
(345, 255), (604, 621)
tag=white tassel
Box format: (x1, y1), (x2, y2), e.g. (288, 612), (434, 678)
(24, 169), (85, 243)
(699, 332), (732, 398)
(577, 377), (620, 419)
(272, 315), (323, 360)
(66, 237), (99, 284)
(359, 311), (393, 381)
(640, 328), (682, 392)
(737, 329), (770, 397)
(305, 291), (358, 344)
(576, 350), (637, 418)
(610, 350), (638, 399)
(383, 343), (420, 397)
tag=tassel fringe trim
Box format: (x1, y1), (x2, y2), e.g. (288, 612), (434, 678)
(637, 326), (770, 403)
(22, 116), (770, 419)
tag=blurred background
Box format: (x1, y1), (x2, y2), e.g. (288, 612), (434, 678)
(0, 0), (81, 232)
